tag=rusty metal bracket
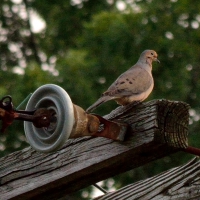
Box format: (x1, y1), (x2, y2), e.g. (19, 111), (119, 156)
(92, 114), (127, 141)
(0, 95), (52, 132)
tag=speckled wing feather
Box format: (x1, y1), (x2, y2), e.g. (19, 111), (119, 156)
(104, 66), (153, 97)
(86, 66), (152, 113)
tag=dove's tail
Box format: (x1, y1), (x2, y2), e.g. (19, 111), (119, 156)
(86, 96), (113, 113)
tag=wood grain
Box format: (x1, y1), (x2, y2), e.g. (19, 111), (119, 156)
(95, 157), (200, 200)
(0, 99), (190, 199)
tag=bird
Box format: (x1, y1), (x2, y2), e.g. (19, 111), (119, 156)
(86, 50), (160, 113)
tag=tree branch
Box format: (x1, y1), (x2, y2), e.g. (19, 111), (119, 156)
(23, 0), (42, 65)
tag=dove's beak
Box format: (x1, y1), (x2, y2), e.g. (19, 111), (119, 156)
(154, 58), (160, 63)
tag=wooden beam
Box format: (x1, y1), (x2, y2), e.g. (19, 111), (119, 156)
(0, 100), (190, 199)
(94, 157), (200, 200)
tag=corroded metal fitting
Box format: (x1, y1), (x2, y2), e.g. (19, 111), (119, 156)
(70, 104), (100, 138)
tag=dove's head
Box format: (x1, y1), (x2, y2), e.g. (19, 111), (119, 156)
(140, 50), (160, 66)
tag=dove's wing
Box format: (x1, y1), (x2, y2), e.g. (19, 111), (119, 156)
(104, 66), (153, 98)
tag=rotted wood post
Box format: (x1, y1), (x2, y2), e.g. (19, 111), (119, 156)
(0, 99), (193, 200)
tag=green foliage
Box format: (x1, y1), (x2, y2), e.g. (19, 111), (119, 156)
(0, 0), (200, 199)
(55, 49), (97, 108)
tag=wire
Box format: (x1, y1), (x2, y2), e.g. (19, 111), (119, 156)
(93, 183), (108, 194)
(16, 93), (32, 110)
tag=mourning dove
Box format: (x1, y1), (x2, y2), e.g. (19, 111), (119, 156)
(86, 50), (160, 113)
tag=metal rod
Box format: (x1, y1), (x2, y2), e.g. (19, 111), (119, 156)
(93, 183), (107, 194)
(183, 146), (200, 156)
(14, 113), (35, 122)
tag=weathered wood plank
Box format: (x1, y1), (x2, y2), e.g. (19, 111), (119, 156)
(0, 100), (190, 199)
(95, 157), (200, 200)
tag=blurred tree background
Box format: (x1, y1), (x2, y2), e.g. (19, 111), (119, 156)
(0, 0), (200, 199)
